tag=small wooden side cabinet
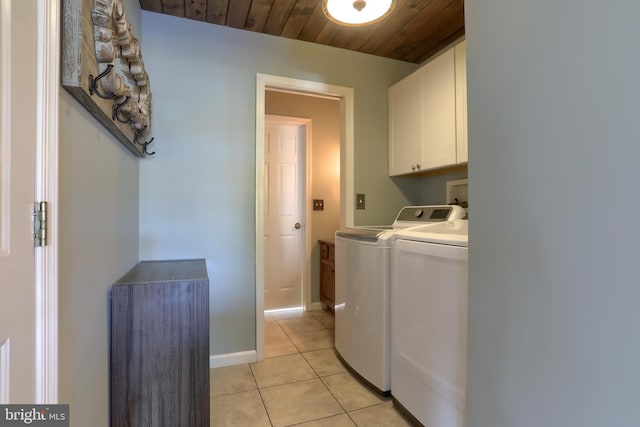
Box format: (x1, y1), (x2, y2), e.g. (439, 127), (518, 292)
(319, 240), (335, 310)
(110, 259), (209, 427)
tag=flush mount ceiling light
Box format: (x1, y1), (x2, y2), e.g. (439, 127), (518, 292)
(323, 0), (396, 26)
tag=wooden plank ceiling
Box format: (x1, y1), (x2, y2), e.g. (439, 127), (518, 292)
(139, 0), (464, 64)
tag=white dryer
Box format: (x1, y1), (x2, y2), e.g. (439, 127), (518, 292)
(391, 219), (469, 427)
(334, 205), (465, 394)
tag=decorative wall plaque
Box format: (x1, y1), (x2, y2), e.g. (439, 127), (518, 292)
(62, 0), (154, 157)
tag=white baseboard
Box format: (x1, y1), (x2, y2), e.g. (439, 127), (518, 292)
(209, 350), (257, 369)
(210, 301), (325, 369)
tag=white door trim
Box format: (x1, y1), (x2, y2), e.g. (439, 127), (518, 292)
(265, 114), (311, 311)
(34, 0), (59, 403)
(255, 73), (354, 361)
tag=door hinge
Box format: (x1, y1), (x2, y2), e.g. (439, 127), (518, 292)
(33, 201), (48, 247)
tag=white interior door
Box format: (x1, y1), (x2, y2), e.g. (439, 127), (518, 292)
(0, 0), (38, 403)
(264, 117), (306, 310)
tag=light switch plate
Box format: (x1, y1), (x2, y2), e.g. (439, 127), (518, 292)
(356, 193), (365, 209)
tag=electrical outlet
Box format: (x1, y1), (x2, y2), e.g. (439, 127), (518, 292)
(356, 193), (365, 209)
(313, 199), (324, 211)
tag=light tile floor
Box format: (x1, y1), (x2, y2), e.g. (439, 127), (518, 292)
(210, 309), (413, 427)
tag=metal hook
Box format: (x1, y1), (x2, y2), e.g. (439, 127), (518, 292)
(143, 138), (156, 156)
(134, 127), (155, 156)
(112, 96), (132, 123)
(88, 64), (115, 99)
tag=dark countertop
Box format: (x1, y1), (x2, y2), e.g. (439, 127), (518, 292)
(114, 259), (208, 285)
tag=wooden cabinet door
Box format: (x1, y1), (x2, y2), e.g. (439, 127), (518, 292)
(388, 70), (423, 176)
(319, 241), (335, 309)
(420, 48), (457, 171)
(320, 259), (335, 308)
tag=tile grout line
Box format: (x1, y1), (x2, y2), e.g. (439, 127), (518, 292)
(213, 310), (345, 426)
(318, 374), (350, 416)
(247, 345), (272, 424)
(260, 314), (331, 425)
(265, 310), (348, 426)
(251, 362), (276, 427)
(273, 314), (335, 353)
(289, 311), (357, 425)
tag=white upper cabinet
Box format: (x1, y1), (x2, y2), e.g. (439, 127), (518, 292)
(388, 39), (467, 176)
(455, 40), (468, 164)
(388, 67), (424, 175)
(420, 47), (456, 171)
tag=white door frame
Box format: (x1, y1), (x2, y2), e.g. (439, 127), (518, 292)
(255, 73), (354, 361)
(264, 114), (311, 311)
(35, 0), (59, 403)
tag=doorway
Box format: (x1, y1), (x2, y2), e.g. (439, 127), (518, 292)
(263, 115), (309, 311)
(255, 74), (355, 361)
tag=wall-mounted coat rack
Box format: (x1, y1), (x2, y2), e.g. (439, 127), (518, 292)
(61, 0), (156, 157)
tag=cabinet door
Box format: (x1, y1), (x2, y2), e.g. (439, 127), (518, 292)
(455, 40), (468, 164)
(111, 279), (210, 426)
(420, 48), (457, 171)
(389, 70), (423, 176)
(320, 259), (335, 308)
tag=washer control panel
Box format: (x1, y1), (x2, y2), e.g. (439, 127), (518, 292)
(394, 205), (465, 224)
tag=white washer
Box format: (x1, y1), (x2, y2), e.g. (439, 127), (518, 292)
(391, 219), (469, 427)
(334, 205), (465, 394)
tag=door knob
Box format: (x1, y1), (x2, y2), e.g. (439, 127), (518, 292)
(294, 223), (301, 229)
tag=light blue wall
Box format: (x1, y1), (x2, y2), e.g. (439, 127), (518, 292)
(58, 1), (141, 425)
(465, 1), (640, 426)
(58, 94), (139, 425)
(411, 169), (468, 206)
(138, 11), (418, 355)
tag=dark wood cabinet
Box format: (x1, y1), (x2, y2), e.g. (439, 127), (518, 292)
(110, 259), (210, 427)
(319, 240), (335, 310)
